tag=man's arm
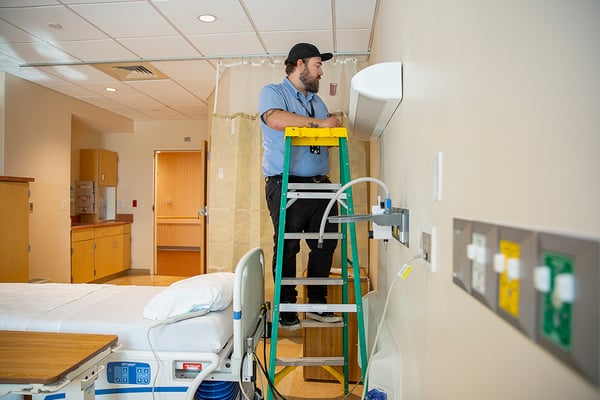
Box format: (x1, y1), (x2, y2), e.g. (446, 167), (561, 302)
(262, 108), (340, 130)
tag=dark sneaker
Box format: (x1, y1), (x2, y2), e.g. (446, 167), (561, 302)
(306, 311), (343, 323)
(279, 312), (301, 331)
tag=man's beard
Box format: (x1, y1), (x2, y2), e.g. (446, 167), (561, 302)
(300, 68), (320, 93)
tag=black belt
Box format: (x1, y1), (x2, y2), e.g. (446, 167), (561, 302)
(265, 175), (328, 183)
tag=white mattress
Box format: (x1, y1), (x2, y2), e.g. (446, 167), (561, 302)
(0, 283), (232, 353)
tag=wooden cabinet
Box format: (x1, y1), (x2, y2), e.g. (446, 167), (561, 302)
(95, 224), (130, 278)
(303, 270), (369, 382)
(80, 149), (118, 186)
(71, 228), (95, 283)
(71, 223), (131, 283)
(0, 176), (34, 282)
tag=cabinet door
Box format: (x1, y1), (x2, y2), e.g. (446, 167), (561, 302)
(95, 234), (122, 278)
(99, 150), (118, 186)
(80, 149), (118, 186)
(71, 239), (95, 283)
(121, 232), (131, 272)
(0, 182), (29, 282)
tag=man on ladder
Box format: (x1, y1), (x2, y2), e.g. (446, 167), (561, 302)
(259, 42), (343, 330)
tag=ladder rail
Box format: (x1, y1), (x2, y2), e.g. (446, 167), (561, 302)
(268, 136), (292, 390)
(267, 128), (368, 400)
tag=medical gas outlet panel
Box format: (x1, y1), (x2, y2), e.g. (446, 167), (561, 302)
(453, 218), (599, 387)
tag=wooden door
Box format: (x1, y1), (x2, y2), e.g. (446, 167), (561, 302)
(154, 145), (207, 276)
(0, 181), (29, 282)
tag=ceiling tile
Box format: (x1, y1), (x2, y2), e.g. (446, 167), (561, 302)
(260, 31), (334, 56)
(173, 79), (215, 100)
(0, 41), (78, 63)
(84, 81), (145, 96)
(152, 60), (216, 80)
(4, 65), (60, 83)
(153, 0), (254, 35)
(0, 5), (107, 42)
(245, 0), (332, 32)
(0, 0), (59, 6)
(0, 20), (38, 43)
(51, 39), (138, 62)
(125, 78), (195, 96)
(117, 36), (201, 59)
(187, 33), (264, 57)
(69, 2), (178, 38)
(44, 81), (97, 97)
(335, 0), (377, 29)
(38, 64), (120, 83)
(336, 30), (372, 53)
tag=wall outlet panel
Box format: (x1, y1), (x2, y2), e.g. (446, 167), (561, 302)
(452, 218), (472, 293)
(495, 226), (537, 339)
(419, 223), (434, 271)
(470, 222), (498, 311)
(536, 233), (599, 386)
(453, 218), (600, 387)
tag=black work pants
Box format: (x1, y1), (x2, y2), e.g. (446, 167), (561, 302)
(265, 175), (339, 304)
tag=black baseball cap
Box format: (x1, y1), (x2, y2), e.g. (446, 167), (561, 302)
(285, 43), (333, 64)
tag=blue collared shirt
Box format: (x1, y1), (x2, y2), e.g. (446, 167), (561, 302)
(259, 77), (330, 177)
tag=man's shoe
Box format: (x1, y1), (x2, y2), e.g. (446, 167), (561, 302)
(279, 312), (302, 331)
(306, 311), (343, 323)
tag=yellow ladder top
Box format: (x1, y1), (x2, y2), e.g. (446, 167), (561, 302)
(284, 127), (348, 147)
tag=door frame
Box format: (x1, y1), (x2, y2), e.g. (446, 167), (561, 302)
(153, 143), (208, 275)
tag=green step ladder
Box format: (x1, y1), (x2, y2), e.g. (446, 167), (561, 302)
(267, 127), (368, 399)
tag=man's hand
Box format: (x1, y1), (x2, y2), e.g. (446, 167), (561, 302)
(318, 116), (341, 128)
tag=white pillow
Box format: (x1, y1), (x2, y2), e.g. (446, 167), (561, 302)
(143, 272), (235, 321)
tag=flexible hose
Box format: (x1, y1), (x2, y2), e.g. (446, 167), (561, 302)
(318, 177), (391, 247)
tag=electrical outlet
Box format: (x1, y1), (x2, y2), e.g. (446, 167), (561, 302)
(421, 231), (432, 262)
(419, 224), (435, 272)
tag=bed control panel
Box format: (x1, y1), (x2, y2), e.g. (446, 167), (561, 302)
(106, 362), (151, 385)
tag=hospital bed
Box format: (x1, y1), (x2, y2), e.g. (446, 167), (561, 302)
(0, 247), (266, 400)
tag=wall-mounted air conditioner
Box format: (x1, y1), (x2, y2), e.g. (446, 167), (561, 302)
(348, 62), (403, 141)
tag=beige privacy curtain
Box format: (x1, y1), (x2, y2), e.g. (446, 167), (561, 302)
(207, 59), (368, 298)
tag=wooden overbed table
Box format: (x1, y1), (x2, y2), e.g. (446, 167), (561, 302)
(0, 330), (118, 397)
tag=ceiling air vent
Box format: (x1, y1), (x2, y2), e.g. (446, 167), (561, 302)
(93, 62), (168, 81)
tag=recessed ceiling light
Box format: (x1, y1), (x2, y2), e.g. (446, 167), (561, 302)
(198, 14), (217, 23)
(105, 87), (117, 92)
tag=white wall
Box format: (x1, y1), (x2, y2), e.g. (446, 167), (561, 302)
(101, 119), (208, 270)
(369, 1), (599, 399)
(3, 73), (132, 283)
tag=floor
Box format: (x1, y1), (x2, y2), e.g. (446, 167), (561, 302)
(106, 271), (363, 400)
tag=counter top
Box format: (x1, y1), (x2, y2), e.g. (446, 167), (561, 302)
(71, 220), (131, 230)
(0, 176), (34, 183)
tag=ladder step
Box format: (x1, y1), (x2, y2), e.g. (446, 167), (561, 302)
(288, 183), (341, 191)
(280, 303), (357, 313)
(284, 232), (343, 240)
(287, 191), (346, 200)
(281, 277), (344, 286)
(276, 357), (345, 367)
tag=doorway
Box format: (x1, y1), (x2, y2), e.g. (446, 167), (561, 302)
(154, 145), (207, 276)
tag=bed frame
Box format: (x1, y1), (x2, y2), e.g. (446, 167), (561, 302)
(0, 247), (266, 400)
